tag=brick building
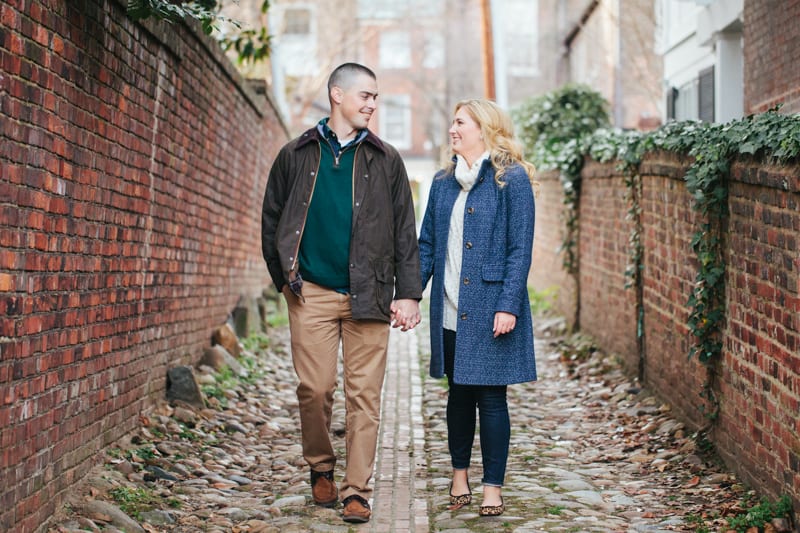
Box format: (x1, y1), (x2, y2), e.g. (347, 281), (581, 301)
(656, 0), (800, 122)
(743, 0), (800, 114)
(658, 0), (744, 123)
(556, 0), (664, 129)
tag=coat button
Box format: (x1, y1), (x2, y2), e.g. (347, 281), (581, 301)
(463, 277), (469, 285)
(352, 294), (358, 299)
(465, 241), (472, 249)
(467, 207), (474, 214)
(460, 313), (467, 320)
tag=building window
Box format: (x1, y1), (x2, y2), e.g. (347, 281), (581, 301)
(379, 31), (411, 69)
(273, 6), (316, 76)
(504, 0), (539, 76)
(380, 95), (411, 150)
(358, 0), (403, 18)
(412, 0), (444, 17)
(674, 79), (698, 121)
(672, 68), (717, 123)
(423, 34), (444, 69)
(284, 8), (311, 35)
(666, 87), (678, 121)
(698, 66), (715, 123)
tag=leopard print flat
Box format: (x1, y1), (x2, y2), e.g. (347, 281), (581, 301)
(478, 496), (505, 517)
(447, 482), (472, 510)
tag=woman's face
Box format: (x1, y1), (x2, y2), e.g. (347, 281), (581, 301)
(449, 107), (485, 160)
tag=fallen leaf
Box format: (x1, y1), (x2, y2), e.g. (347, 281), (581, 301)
(685, 476), (700, 487)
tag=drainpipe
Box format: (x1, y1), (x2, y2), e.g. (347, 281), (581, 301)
(480, 0), (496, 100)
(491, 0), (508, 108)
(614, 0), (624, 126)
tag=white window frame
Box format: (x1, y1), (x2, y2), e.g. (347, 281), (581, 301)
(380, 95), (411, 150)
(422, 34), (444, 69)
(283, 7), (311, 35)
(502, 0), (539, 76)
(379, 31), (411, 69)
(271, 4), (317, 77)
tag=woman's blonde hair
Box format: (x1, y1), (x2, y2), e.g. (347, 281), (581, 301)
(450, 99), (538, 190)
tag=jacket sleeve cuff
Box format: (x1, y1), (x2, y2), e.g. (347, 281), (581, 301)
(495, 293), (523, 317)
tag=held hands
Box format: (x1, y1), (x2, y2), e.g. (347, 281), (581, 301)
(493, 312), (516, 338)
(389, 304), (514, 335)
(390, 299), (421, 331)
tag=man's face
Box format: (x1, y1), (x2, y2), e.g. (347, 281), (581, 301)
(334, 73), (378, 130)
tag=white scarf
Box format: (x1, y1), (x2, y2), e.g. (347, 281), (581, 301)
(454, 151), (489, 191)
(443, 151), (490, 330)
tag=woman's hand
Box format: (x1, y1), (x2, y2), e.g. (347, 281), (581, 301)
(391, 299), (421, 331)
(493, 312), (516, 338)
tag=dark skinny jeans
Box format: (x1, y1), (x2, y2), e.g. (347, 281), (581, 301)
(443, 329), (510, 486)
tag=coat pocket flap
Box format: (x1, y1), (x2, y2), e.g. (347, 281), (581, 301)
(481, 264), (505, 281)
(374, 260), (393, 283)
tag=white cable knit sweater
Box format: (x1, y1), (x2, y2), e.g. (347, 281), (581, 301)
(443, 152), (490, 330)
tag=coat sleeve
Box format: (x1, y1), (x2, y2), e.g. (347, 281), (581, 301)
(389, 150), (423, 301)
(495, 168), (535, 316)
(261, 146), (290, 291)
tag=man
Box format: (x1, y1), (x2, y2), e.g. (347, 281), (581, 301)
(261, 63), (421, 523)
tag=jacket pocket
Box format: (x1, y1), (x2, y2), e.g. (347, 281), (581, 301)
(374, 260), (394, 315)
(481, 264), (505, 282)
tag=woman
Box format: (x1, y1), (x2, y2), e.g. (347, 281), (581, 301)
(419, 99), (537, 517)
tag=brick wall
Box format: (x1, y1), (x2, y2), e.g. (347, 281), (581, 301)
(743, 0), (800, 114)
(528, 171), (578, 330)
(530, 153), (800, 508)
(578, 160), (639, 370)
(716, 161), (800, 502)
(638, 154), (710, 428)
(0, 1), (288, 531)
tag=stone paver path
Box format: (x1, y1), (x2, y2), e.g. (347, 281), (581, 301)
(48, 317), (752, 533)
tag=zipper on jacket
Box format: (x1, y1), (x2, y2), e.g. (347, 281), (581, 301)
(324, 136), (360, 207)
(323, 138), (340, 168)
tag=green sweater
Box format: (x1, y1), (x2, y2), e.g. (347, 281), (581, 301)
(298, 143), (355, 290)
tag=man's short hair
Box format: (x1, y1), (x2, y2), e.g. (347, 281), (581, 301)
(327, 63), (376, 95)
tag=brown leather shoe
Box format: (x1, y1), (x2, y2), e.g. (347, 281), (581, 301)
(342, 494), (371, 523)
(310, 470), (338, 507)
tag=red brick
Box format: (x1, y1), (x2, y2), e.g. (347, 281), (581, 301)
(0, 274), (14, 292)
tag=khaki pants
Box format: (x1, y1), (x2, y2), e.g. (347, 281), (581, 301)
(284, 281), (390, 500)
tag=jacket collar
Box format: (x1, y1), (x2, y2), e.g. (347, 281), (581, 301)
(296, 124), (387, 154)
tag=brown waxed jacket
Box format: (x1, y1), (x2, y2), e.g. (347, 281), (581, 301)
(261, 125), (422, 322)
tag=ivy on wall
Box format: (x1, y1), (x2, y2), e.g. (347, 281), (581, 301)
(513, 84), (611, 276)
(515, 90), (800, 417)
(589, 110), (800, 363)
(127, 0), (271, 65)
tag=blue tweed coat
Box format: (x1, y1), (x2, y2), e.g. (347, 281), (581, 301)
(419, 160), (537, 385)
